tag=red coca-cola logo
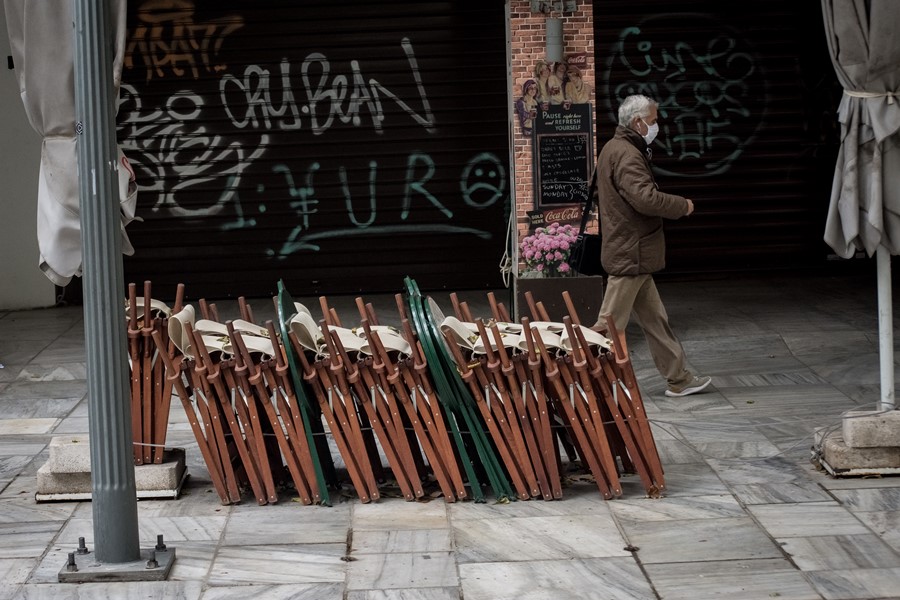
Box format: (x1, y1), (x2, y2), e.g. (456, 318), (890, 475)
(542, 205), (582, 224)
(566, 53), (588, 69)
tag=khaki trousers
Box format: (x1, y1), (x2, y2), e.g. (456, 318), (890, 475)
(594, 274), (693, 388)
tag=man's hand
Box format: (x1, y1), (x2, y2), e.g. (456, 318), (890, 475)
(685, 199), (695, 216)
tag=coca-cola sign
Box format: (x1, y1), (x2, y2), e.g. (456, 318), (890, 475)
(527, 204), (583, 229)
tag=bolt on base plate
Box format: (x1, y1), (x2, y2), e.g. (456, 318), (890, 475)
(58, 546), (175, 583)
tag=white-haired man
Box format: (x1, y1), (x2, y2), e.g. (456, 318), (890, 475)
(593, 94), (712, 397)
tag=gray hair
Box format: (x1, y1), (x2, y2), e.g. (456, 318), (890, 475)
(618, 95), (657, 127)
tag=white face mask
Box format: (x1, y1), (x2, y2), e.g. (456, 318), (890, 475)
(641, 119), (659, 145)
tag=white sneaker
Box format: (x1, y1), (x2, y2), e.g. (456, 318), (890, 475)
(665, 375), (712, 397)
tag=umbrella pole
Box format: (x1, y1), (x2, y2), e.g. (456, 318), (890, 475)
(877, 246), (895, 411)
(73, 0), (140, 563)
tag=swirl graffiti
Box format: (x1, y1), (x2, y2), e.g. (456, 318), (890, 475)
(601, 14), (766, 177)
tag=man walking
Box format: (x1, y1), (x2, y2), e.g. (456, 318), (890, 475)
(593, 94), (712, 397)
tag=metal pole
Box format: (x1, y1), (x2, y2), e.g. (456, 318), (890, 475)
(876, 246), (896, 411)
(73, 0), (141, 563)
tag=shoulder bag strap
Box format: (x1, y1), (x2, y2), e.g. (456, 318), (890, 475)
(576, 164), (598, 236)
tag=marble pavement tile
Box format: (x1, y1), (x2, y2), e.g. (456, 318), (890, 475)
(646, 391), (732, 413)
(208, 543), (346, 585)
(0, 467), (48, 499)
(31, 337), (87, 365)
(0, 455), (38, 481)
(165, 540), (216, 582)
(829, 487), (900, 512)
(730, 482), (833, 504)
(352, 528), (452, 554)
(15, 363), (87, 382)
(778, 534), (900, 570)
(0, 308), (82, 340)
(352, 499), (448, 531)
(681, 333), (793, 362)
(458, 557), (653, 600)
(0, 557), (38, 585)
(853, 511), (900, 552)
(652, 439), (706, 464)
(677, 439), (782, 460)
(16, 581), (203, 599)
(136, 491), (231, 518)
(137, 516), (227, 545)
(449, 487), (612, 520)
(819, 476), (900, 491)
(344, 587), (460, 600)
(833, 383), (886, 406)
(454, 514), (629, 563)
(648, 421), (679, 440)
(706, 456), (816, 485)
(717, 384), (855, 412)
(0, 419), (58, 435)
(711, 371), (830, 388)
(0, 342), (45, 366)
(747, 502), (870, 538)
(30, 548), (74, 584)
(676, 317), (768, 340)
(650, 462), (730, 497)
(781, 330), (875, 356)
(0, 438), (52, 457)
(619, 516), (782, 564)
(0, 521), (64, 559)
(0, 380), (85, 404)
(643, 558), (821, 600)
(608, 494), (745, 523)
(807, 567), (900, 600)
(56, 516), (227, 547)
(0, 366), (21, 384)
(50, 416), (89, 435)
(756, 420), (829, 448)
(202, 583), (345, 599)
(0, 396), (81, 418)
(804, 352), (888, 387)
(345, 588), (459, 600)
(683, 343), (809, 378)
(223, 503), (349, 545)
(0, 497), (77, 524)
(65, 397), (90, 417)
(345, 550), (457, 590)
(665, 419), (773, 443)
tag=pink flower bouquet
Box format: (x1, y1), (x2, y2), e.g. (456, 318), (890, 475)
(520, 222), (579, 277)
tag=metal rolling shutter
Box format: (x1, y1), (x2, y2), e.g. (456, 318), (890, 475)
(118, 0), (510, 298)
(593, 0), (843, 274)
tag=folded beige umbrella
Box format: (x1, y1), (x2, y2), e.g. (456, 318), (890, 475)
(4, 0), (138, 286)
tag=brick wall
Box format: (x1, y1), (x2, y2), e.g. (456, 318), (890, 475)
(509, 0), (595, 274)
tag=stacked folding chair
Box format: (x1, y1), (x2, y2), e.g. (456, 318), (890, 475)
(519, 289), (666, 498)
(124, 281), (184, 466)
(428, 284), (666, 500)
(138, 277), (666, 506)
(277, 282), (469, 503)
(155, 295), (325, 506)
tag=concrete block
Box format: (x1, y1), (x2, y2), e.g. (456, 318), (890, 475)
(36, 448), (187, 501)
(46, 435), (91, 472)
(842, 409), (900, 448)
(816, 428), (900, 473)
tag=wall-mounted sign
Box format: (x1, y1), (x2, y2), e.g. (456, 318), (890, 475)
(527, 204), (584, 230)
(532, 103), (593, 208)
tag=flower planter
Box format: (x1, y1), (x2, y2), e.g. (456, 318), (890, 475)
(513, 274), (605, 324)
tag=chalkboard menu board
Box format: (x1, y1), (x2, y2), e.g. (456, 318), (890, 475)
(533, 104), (593, 208)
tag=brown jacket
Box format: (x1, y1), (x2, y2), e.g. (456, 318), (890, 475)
(596, 126), (690, 276)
